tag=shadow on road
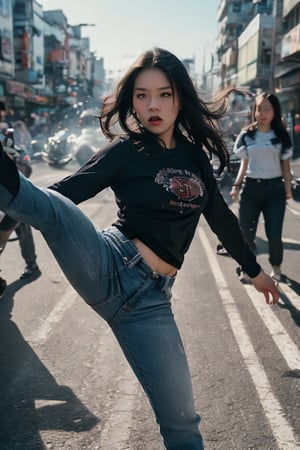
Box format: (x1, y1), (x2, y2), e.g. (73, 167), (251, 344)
(254, 236), (300, 257)
(276, 277), (300, 330)
(0, 279), (99, 450)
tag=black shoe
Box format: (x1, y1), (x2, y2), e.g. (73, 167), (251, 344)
(236, 266), (251, 284)
(216, 244), (228, 255)
(0, 276), (7, 296)
(20, 264), (41, 280)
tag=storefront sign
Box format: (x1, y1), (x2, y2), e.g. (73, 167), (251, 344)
(0, 0), (14, 76)
(6, 80), (34, 99)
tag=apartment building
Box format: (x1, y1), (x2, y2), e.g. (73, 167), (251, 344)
(275, 0), (300, 116)
(0, 0), (104, 118)
(210, 0), (299, 123)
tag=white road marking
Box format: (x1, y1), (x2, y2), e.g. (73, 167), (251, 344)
(198, 227), (299, 449)
(29, 288), (78, 344)
(279, 283), (300, 311)
(242, 283), (300, 371)
(283, 237), (300, 245)
(287, 204), (300, 217)
(99, 372), (140, 449)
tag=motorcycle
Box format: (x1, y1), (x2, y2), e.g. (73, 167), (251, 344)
(42, 128), (75, 166)
(73, 109), (104, 166)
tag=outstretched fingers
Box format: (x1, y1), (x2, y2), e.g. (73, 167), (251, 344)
(251, 270), (279, 306)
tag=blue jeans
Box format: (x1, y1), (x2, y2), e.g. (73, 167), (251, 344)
(239, 177), (286, 267)
(0, 175), (203, 450)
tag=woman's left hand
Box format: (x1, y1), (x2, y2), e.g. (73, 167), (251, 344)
(250, 270), (279, 305)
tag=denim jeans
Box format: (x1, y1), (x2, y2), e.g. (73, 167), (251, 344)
(239, 177), (286, 267)
(0, 175), (204, 449)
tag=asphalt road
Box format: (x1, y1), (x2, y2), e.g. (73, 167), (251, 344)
(0, 160), (299, 450)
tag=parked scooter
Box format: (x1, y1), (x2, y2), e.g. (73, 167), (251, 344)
(42, 128), (76, 166)
(212, 134), (240, 190)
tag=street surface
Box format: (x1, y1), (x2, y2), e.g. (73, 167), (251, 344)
(0, 159), (299, 450)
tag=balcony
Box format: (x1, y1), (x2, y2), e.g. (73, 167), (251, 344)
(217, 0), (228, 21)
(283, 0), (300, 18)
(257, 63), (272, 79)
(281, 22), (300, 59)
(47, 49), (68, 64)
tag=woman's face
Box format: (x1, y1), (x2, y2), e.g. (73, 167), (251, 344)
(255, 98), (274, 129)
(132, 67), (180, 148)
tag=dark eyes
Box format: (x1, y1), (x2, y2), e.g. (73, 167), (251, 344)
(135, 91), (173, 99)
(257, 108), (272, 113)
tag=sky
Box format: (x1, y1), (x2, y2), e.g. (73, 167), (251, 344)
(40, 0), (220, 75)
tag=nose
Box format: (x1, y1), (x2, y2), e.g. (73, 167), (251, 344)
(148, 97), (160, 111)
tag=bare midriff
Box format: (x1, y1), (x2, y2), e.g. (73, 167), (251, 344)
(132, 239), (177, 277)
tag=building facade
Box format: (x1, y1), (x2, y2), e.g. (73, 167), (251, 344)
(0, 0), (105, 119)
(207, 0), (300, 151)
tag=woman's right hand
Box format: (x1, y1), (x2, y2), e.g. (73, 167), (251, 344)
(229, 185), (240, 202)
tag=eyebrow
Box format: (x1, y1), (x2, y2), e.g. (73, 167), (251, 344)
(134, 86), (172, 91)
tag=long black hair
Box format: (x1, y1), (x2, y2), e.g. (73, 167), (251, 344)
(100, 48), (231, 172)
(246, 92), (292, 151)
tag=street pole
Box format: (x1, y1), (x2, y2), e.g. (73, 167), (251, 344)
(270, 0), (282, 92)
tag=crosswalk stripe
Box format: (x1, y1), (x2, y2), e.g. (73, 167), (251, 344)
(198, 227), (299, 449)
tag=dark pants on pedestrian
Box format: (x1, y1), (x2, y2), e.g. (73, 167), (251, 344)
(15, 222), (37, 266)
(0, 215), (37, 266)
(239, 177), (286, 267)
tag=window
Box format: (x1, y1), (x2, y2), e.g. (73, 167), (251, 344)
(232, 3), (241, 13)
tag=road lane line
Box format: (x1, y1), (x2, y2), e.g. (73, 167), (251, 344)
(241, 284), (300, 371)
(99, 371), (140, 449)
(198, 227), (299, 449)
(29, 288), (78, 344)
(287, 204), (300, 217)
(279, 283), (300, 311)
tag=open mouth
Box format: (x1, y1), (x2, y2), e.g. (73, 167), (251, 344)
(149, 116), (162, 125)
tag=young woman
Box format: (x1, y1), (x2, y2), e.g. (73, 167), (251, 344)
(230, 92), (293, 282)
(0, 48), (278, 449)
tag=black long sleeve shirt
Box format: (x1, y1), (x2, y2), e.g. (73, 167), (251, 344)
(49, 137), (261, 276)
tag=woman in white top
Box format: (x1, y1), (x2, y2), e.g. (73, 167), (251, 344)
(230, 92), (293, 282)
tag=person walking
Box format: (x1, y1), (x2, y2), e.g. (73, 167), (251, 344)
(0, 128), (40, 296)
(230, 92), (293, 282)
(13, 120), (33, 157)
(0, 214), (41, 279)
(0, 48), (278, 449)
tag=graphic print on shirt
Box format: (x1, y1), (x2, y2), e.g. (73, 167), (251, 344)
(155, 168), (205, 210)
